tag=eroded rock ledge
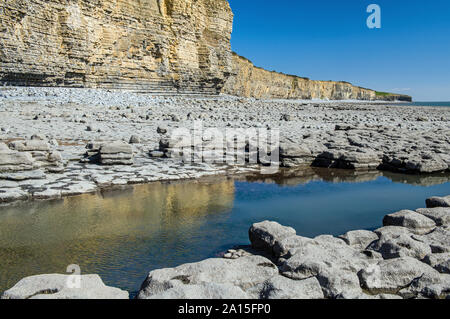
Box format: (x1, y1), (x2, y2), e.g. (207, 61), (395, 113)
(3, 195), (448, 299)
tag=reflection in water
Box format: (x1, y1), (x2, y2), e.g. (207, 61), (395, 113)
(241, 167), (450, 187)
(0, 169), (449, 296)
(0, 179), (235, 295)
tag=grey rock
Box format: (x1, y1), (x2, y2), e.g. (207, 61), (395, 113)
(383, 210), (436, 235)
(9, 140), (50, 152)
(280, 236), (370, 298)
(249, 221), (296, 255)
(157, 126), (168, 134)
(147, 283), (249, 299)
(137, 255), (278, 299)
(398, 272), (450, 299)
(374, 226), (413, 238)
(358, 257), (440, 294)
(250, 276), (324, 299)
(422, 253), (450, 274)
(339, 230), (379, 250)
(1, 274), (129, 299)
(129, 135), (141, 144)
(426, 196), (450, 208)
(368, 233), (432, 260)
(416, 207), (450, 226)
(279, 142), (312, 158)
(100, 142), (133, 155)
(273, 235), (313, 258)
(412, 226), (450, 253)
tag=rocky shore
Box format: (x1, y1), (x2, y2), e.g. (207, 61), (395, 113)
(2, 194), (449, 299)
(1, 87), (449, 205)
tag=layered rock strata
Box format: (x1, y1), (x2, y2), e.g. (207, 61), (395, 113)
(221, 53), (412, 101)
(0, 1), (410, 101)
(0, 0), (234, 94)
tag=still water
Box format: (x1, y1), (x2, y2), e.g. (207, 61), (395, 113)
(0, 168), (449, 296)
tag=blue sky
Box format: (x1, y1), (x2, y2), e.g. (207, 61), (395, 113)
(228, 0), (450, 101)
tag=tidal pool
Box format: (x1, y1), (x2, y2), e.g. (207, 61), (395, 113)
(0, 168), (449, 296)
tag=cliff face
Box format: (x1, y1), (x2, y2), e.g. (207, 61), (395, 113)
(0, 0), (411, 101)
(221, 53), (410, 101)
(0, 0), (233, 93)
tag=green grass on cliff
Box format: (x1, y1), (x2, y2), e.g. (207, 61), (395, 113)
(376, 91), (395, 96)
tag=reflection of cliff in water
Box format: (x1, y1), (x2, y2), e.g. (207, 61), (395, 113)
(0, 179), (235, 293)
(240, 167), (450, 187)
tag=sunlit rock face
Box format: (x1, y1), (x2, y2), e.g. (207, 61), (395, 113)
(221, 53), (378, 100)
(0, 0), (234, 93)
(0, 0), (411, 100)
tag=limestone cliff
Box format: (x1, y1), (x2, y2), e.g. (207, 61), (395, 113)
(0, 0), (233, 93)
(221, 53), (411, 101)
(0, 0), (411, 101)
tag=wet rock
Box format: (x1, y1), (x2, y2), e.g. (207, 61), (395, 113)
(1, 274), (128, 299)
(383, 210), (436, 235)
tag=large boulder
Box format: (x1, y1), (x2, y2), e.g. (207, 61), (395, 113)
(249, 221), (296, 256)
(383, 210), (436, 235)
(367, 233), (432, 260)
(280, 235), (371, 298)
(358, 257), (440, 294)
(416, 207), (450, 227)
(137, 255), (279, 299)
(426, 196), (450, 208)
(1, 274), (128, 299)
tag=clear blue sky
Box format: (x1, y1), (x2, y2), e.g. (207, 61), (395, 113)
(228, 0), (450, 101)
